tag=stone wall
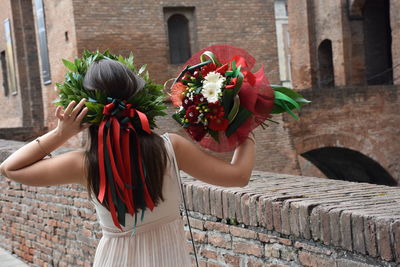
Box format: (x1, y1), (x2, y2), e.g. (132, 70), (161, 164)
(0, 140), (399, 267)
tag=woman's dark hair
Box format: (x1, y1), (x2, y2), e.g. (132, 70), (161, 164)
(83, 59), (167, 210)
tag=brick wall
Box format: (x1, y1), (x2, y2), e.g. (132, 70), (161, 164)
(72, 0), (280, 86)
(286, 85), (400, 183)
(1, 140), (399, 267)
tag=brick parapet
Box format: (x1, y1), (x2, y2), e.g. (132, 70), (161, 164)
(0, 140), (399, 266)
(180, 171), (400, 266)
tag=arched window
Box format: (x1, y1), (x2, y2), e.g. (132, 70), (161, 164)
(167, 14), (191, 64)
(301, 147), (397, 186)
(317, 39), (334, 88)
(363, 0), (392, 85)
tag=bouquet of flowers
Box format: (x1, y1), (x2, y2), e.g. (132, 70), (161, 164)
(170, 45), (309, 152)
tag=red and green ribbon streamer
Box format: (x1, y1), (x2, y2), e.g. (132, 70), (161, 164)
(97, 97), (154, 230)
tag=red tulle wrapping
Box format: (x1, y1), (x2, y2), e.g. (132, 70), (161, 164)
(182, 45), (275, 152)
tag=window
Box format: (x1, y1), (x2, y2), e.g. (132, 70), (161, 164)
(274, 0), (291, 87)
(363, 0), (393, 85)
(3, 18), (17, 95)
(164, 7), (196, 65)
(318, 39), (334, 88)
(0, 51), (9, 96)
(34, 0), (51, 84)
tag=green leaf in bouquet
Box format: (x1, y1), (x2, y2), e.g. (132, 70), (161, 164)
(274, 91), (300, 111)
(273, 99), (299, 120)
(271, 85), (310, 108)
(226, 106), (252, 137)
(281, 100), (299, 120)
(200, 51), (221, 65)
(232, 72), (243, 96)
(271, 85), (310, 120)
(227, 95), (240, 123)
(172, 113), (184, 126)
(222, 89), (235, 118)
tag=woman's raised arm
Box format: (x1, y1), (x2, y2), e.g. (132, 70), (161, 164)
(0, 99), (90, 186)
(169, 133), (255, 187)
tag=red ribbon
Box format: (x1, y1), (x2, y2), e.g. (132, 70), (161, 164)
(97, 100), (153, 228)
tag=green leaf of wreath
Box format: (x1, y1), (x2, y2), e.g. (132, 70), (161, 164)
(62, 59), (77, 72)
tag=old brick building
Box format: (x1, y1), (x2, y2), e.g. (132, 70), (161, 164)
(0, 0), (399, 185)
(287, 0), (400, 185)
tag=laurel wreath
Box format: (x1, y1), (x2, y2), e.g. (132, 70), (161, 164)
(54, 50), (167, 129)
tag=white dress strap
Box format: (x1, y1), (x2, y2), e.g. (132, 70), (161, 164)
(161, 133), (184, 200)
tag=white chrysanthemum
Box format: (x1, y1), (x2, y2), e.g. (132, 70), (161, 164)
(204, 71), (225, 88)
(201, 82), (221, 103)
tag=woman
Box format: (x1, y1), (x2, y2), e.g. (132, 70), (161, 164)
(0, 59), (255, 266)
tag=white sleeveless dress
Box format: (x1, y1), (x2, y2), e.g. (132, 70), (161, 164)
(91, 134), (192, 267)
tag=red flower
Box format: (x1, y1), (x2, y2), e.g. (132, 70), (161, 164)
(187, 124), (207, 141)
(208, 117), (229, 131)
(206, 102), (225, 119)
(182, 97), (193, 109)
(186, 105), (200, 123)
(201, 63), (217, 77)
(193, 94), (205, 105)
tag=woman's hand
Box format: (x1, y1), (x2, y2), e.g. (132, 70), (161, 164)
(55, 98), (91, 139)
(0, 98), (90, 186)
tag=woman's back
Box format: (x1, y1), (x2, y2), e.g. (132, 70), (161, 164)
(92, 133), (192, 266)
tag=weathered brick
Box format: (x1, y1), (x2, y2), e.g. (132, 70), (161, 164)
(364, 217), (378, 257)
(376, 218), (393, 261)
(208, 233), (232, 249)
(264, 243), (281, 258)
(249, 194), (260, 227)
(233, 239), (263, 257)
(272, 202), (283, 233)
(298, 251), (336, 267)
(340, 210), (353, 251)
(184, 217), (205, 231)
(204, 221), (229, 233)
(229, 226), (257, 239)
(351, 213), (366, 254)
(392, 220), (400, 263)
(240, 193), (251, 225)
(259, 233), (292, 246)
(206, 262), (224, 267)
(294, 241), (333, 255)
(185, 230), (207, 243)
(247, 259), (265, 267)
(210, 188), (223, 218)
(223, 253), (240, 266)
(202, 186), (211, 215)
(199, 248), (217, 260)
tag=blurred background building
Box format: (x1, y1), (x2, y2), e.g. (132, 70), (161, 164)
(0, 0), (398, 186)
